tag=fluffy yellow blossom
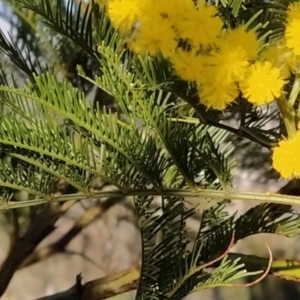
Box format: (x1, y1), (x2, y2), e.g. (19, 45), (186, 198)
(285, 19), (300, 56)
(129, 16), (177, 56)
(195, 26), (259, 86)
(264, 41), (297, 78)
(176, 0), (223, 47)
(219, 26), (259, 60)
(197, 81), (239, 110)
(204, 43), (249, 86)
(170, 49), (208, 82)
(240, 61), (284, 105)
(272, 130), (300, 178)
(286, 2), (300, 23)
(107, 0), (149, 33)
(152, 0), (195, 20)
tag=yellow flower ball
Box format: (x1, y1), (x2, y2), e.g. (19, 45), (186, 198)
(286, 2), (300, 23)
(205, 44), (249, 86)
(197, 81), (239, 110)
(219, 26), (260, 60)
(152, 0), (195, 20)
(239, 61), (285, 105)
(129, 16), (177, 56)
(170, 49), (208, 82)
(272, 131), (300, 178)
(263, 41), (297, 78)
(285, 19), (300, 56)
(176, 0), (223, 47)
(107, 0), (149, 33)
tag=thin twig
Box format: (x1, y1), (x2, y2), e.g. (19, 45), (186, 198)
(167, 232), (236, 298)
(224, 235), (273, 287)
(9, 209), (20, 251)
(63, 249), (103, 270)
(35, 266), (140, 300)
(20, 197), (124, 268)
(5, 188), (300, 210)
(20, 206), (101, 268)
(0, 204), (62, 297)
(0, 199), (74, 297)
(32, 248), (279, 300)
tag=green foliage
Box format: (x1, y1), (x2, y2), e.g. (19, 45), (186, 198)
(0, 0), (299, 299)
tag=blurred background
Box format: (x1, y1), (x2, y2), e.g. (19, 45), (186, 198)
(0, 1), (299, 299)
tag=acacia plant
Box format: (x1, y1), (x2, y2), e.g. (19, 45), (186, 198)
(0, 0), (300, 299)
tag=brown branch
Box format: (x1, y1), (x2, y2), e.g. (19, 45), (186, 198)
(33, 249), (281, 300)
(35, 266), (140, 300)
(63, 249), (103, 269)
(0, 204), (65, 297)
(4, 179), (294, 299)
(20, 197), (124, 268)
(20, 206), (101, 268)
(0, 199), (75, 297)
(9, 209), (20, 251)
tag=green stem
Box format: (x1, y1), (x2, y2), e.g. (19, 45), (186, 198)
(3, 188), (300, 210)
(276, 96), (296, 138)
(288, 72), (300, 107)
(239, 125), (277, 148)
(168, 89), (274, 148)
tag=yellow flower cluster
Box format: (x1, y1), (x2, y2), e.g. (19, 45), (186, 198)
(270, 2), (300, 179)
(285, 2), (300, 56)
(272, 129), (300, 178)
(102, 0), (300, 178)
(107, 0), (222, 55)
(263, 3), (300, 80)
(104, 0), (300, 111)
